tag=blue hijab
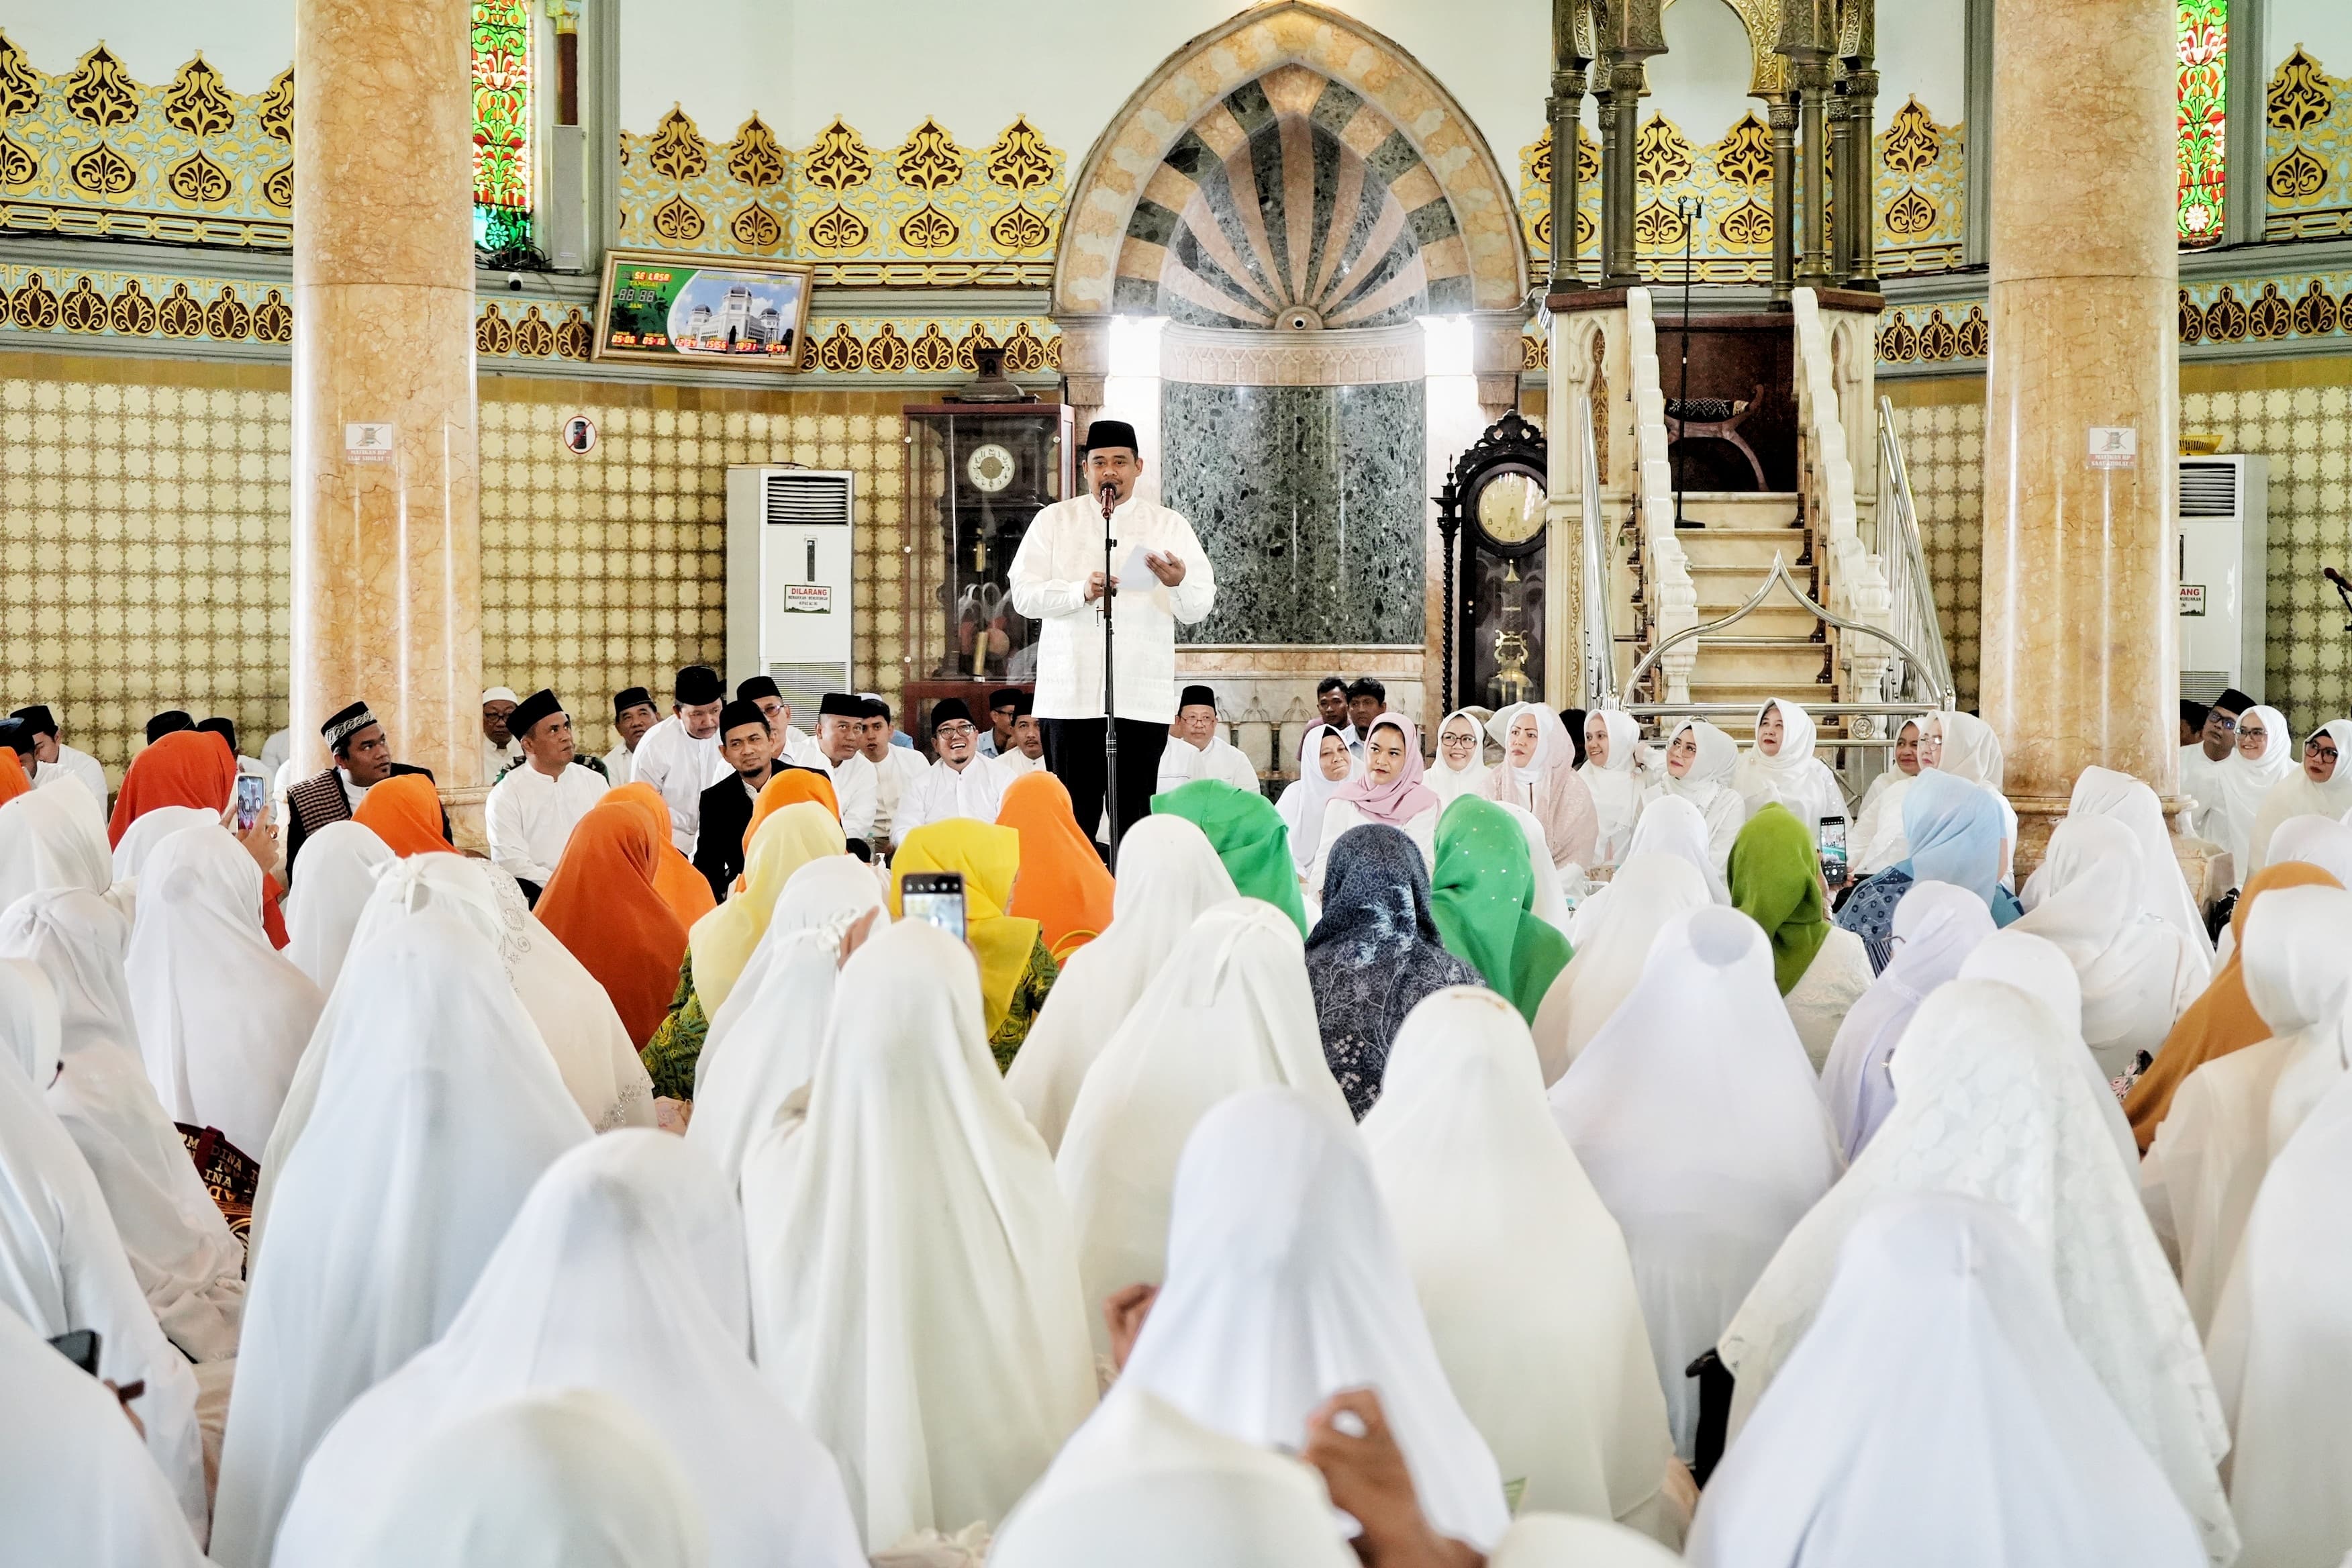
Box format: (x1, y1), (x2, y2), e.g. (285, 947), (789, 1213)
(1896, 770), (2018, 922)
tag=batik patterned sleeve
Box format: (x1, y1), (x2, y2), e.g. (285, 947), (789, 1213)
(639, 952), (709, 1101)
(987, 938), (1061, 1072)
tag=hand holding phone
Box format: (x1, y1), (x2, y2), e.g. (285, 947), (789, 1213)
(900, 871), (967, 942)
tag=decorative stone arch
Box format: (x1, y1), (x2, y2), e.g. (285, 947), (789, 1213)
(1051, 2), (1529, 322)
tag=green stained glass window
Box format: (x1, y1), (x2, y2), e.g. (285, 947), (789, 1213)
(472, 0), (532, 250)
(2177, 0), (2226, 248)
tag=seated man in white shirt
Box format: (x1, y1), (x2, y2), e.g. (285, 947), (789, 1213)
(484, 688), (610, 900)
(897, 697), (1006, 833)
(736, 674), (826, 770)
(481, 687), (523, 781)
(629, 665), (729, 856)
(859, 695), (930, 850)
(1155, 683), (1261, 795)
(810, 692), (878, 846)
(601, 687), (660, 785)
(9, 704), (110, 805)
(995, 691), (1046, 777)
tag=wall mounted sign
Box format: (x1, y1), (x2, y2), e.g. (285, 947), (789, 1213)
(2180, 583), (2207, 616)
(561, 413), (599, 454)
(344, 423), (396, 463)
(590, 249), (815, 369)
(2086, 426), (2139, 469)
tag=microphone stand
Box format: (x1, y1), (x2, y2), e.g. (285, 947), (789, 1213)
(1100, 480), (1122, 859)
(2329, 567), (2352, 633)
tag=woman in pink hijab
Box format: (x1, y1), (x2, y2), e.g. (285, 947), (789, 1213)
(1485, 703), (1600, 872)
(1304, 714), (1443, 900)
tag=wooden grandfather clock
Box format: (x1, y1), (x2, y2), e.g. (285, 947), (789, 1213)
(901, 355), (1074, 732)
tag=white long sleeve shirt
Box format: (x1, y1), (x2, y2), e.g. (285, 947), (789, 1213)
(1155, 733), (1261, 795)
(630, 715), (728, 854)
(33, 743), (109, 809)
(1008, 493), (1215, 724)
(897, 756), (1009, 834)
(485, 761), (610, 886)
(820, 750), (879, 842)
(601, 742), (637, 787)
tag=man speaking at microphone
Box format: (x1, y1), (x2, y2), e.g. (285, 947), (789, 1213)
(1010, 418), (1215, 854)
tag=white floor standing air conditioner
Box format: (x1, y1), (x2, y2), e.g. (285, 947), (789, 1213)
(2177, 454), (2268, 704)
(725, 466), (855, 720)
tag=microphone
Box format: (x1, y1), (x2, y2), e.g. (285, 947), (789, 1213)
(2326, 565), (2351, 591)
(1098, 479), (1118, 518)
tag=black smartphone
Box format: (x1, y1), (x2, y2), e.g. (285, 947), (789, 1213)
(234, 773), (268, 831)
(901, 871), (967, 942)
(1818, 816), (1850, 889)
(48, 1328), (99, 1377)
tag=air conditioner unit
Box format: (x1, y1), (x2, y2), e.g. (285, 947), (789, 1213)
(725, 467), (855, 720)
(2177, 454), (2268, 704)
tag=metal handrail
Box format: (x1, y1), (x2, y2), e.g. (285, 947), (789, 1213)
(1621, 552), (1953, 711)
(1875, 393), (1955, 705)
(1580, 393), (1618, 710)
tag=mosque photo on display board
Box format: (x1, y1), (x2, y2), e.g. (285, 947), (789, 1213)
(590, 250), (816, 367)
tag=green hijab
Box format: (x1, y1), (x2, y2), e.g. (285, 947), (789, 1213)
(1729, 801), (1830, 995)
(1429, 795), (1573, 1022)
(1150, 778), (1308, 934)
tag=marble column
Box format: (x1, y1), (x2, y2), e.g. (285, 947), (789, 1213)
(1979, 0), (2177, 873)
(290, 0), (485, 834)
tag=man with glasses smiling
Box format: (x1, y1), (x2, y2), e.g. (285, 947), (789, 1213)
(896, 697), (1009, 833)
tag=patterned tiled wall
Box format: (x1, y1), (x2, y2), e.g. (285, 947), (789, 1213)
(477, 381), (910, 759)
(0, 351), (292, 781)
(1882, 387), (1984, 711)
(0, 348), (923, 783)
(1885, 364), (2352, 740)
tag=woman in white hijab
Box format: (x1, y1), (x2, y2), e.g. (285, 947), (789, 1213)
(1275, 723), (1359, 877)
(1692, 1193), (2206, 1568)
(1362, 988), (1683, 1542)
(1817, 881), (1996, 1162)
(2012, 815), (2206, 1077)
(0, 890), (246, 1363)
(1717, 979), (2235, 1564)
(275, 1132), (863, 1568)
(1646, 719), (1745, 873)
(2263, 811), (2352, 887)
(281, 820), (393, 991)
(211, 914), (591, 1568)
(1549, 906), (1840, 1458)
(1536, 852), (1714, 1081)
(1486, 703), (1600, 871)
(2246, 718), (2352, 877)
(2139, 883), (2352, 1333)
(2208, 703), (2296, 883)
(1118, 1086), (1512, 1553)
(2204, 1065), (2352, 1568)
(346, 1391), (707, 1568)
(695, 854), (883, 1094)
(742, 918), (1095, 1554)
(990, 1385), (1358, 1568)
(1956, 929), (2139, 1171)
(0, 962), (209, 1534)
(2027, 766), (2210, 955)
(1056, 897), (1351, 1348)
(1922, 709), (2018, 881)
(321, 852), (654, 1132)
(123, 820), (324, 1157)
(1580, 709), (1647, 867)
(1008, 816), (1236, 1154)
(1730, 699), (1847, 836)
(687, 926), (855, 1187)
(1849, 717), (1924, 875)
(0, 1302), (209, 1567)
(0, 783), (112, 908)
(109, 803), (219, 885)
(1428, 708), (1491, 810)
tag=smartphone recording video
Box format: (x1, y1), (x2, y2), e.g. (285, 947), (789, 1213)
(900, 871), (967, 942)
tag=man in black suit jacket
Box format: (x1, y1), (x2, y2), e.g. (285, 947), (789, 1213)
(693, 698), (828, 903)
(283, 701), (448, 878)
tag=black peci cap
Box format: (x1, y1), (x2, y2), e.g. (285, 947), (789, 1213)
(674, 665), (724, 705)
(510, 689), (566, 739)
(718, 698), (771, 736)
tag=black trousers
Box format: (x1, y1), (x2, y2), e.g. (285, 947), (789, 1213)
(1042, 717), (1167, 861)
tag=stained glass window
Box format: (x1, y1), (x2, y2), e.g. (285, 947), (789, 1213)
(2176, 0), (2226, 248)
(471, 0), (533, 251)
